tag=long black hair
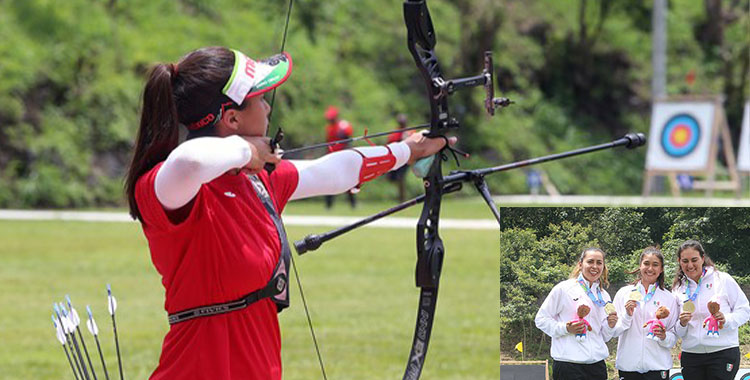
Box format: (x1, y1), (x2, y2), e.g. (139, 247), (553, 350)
(125, 47), (245, 221)
(672, 240), (715, 289)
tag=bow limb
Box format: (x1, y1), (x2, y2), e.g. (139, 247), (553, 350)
(403, 1), (449, 379)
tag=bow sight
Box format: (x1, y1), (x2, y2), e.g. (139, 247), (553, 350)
(404, 1), (511, 135)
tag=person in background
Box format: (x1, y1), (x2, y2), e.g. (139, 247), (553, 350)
(535, 247), (618, 380)
(323, 105), (356, 209)
(611, 246), (679, 380)
(672, 240), (750, 380)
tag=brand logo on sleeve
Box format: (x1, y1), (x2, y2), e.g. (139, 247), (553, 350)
(224, 191), (236, 198)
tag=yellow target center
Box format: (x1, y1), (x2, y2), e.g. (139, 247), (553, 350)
(673, 128), (688, 144)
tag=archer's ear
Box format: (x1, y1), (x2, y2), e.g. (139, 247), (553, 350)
(220, 108), (241, 132)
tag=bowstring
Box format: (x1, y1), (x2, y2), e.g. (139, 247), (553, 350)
(266, 0), (294, 127)
(271, 0), (329, 378)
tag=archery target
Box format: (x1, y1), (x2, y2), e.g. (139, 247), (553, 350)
(661, 114), (700, 157)
(738, 102), (749, 172)
(646, 101), (715, 171)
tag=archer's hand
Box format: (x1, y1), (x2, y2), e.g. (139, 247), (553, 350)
(714, 311), (726, 328)
(679, 312), (692, 327)
(404, 131), (457, 165)
(566, 321), (586, 334)
(607, 313), (618, 328)
(653, 325), (666, 340)
(625, 300), (637, 316)
(238, 136), (281, 175)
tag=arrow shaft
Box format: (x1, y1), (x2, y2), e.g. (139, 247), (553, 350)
(111, 314), (124, 380)
(62, 344), (80, 380)
(69, 330), (91, 380)
(281, 124), (428, 156)
(76, 326), (98, 380)
(93, 335), (111, 380)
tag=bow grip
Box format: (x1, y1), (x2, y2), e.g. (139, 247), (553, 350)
(411, 155), (436, 178)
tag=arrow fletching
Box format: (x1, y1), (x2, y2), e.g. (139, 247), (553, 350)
(86, 306), (99, 336)
(107, 284), (117, 315)
(52, 315), (67, 345)
(59, 303), (75, 334)
(66, 295), (81, 327)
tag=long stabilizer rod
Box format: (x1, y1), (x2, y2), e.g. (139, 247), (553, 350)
(293, 132), (646, 255)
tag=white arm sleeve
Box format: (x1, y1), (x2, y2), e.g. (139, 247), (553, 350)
(610, 289), (631, 338)
(534, 284), (569, 338)
(723, 274), (750, 330)
(154, 136), (252, 210)
(289, 142), (411, 200)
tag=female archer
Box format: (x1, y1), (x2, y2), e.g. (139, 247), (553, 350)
(535, 248), (618, 380)
(611, 247), (679, 380)
(124, 46), (452, 379)
(672, 240), (750, 380)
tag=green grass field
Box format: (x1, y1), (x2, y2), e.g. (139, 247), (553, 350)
(0, 216), (498, 379)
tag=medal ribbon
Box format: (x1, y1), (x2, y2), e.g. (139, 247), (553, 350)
(642, 283), (657, 304)
(685, 268), (707, 302)
(577, 274), (607, 307)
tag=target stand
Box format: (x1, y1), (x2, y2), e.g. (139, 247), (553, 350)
(737, 102), (749, 196)
(643, 96), (741, 197)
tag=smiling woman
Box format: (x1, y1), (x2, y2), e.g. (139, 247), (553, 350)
(611, 247), (680, 380)
(534, 248), (618, 380)
(671, 240), (750, 380)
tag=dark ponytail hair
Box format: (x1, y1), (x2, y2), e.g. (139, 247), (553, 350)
(627, 246), (666, 289)
(671, 240), (715, 289)
(125, 47), (237, 220)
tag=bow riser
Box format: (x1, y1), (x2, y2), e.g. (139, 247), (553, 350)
(404, 1), (455, 137)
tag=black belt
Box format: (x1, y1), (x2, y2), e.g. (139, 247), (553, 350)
(168, 272), (287, 325)
(167, 174), (291, 324)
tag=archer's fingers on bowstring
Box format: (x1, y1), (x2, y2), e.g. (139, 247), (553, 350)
(243, 136), (281, 162)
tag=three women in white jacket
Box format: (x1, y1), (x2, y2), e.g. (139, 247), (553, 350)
(535, 242), (749, 380)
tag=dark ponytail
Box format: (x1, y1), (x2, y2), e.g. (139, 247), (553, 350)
(125, 47), (236, 221)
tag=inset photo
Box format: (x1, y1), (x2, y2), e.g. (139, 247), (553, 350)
(500, 207), (750, 380)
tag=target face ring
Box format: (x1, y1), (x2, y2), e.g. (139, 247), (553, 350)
(661, 114), (701, 158)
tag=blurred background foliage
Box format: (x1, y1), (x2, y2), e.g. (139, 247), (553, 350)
(0, 0), (747, 208)
(500, 207), (750, 360)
